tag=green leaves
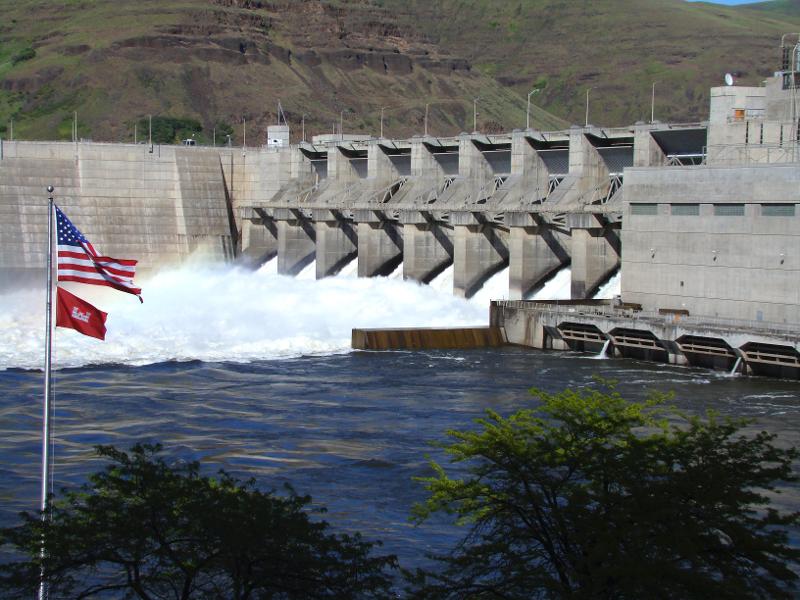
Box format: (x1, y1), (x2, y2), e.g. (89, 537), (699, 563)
(409, 383), (800, 599)
(10, 47), (35, 66)
(136, 116), (203, 145)
(0, 444), (396, 600)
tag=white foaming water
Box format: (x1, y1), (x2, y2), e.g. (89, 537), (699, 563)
(470, 267), (510, 305)
(387, 262), (403, 280)
(0, 262), (487, 371)
(428, 265), (453, 294)
(422, 265), (510, 305)
(528, 267), (572, 301)
(594, 270), (621, 300)
(296, 260), (316, 280)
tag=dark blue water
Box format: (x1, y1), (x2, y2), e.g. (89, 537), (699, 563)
(2, 348), (800, 567)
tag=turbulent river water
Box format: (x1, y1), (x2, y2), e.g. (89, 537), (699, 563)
(0, 261), (797, 569)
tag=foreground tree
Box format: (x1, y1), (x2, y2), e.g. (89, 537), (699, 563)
(0, 444), (396, 599)
(408, 383), (800, 599)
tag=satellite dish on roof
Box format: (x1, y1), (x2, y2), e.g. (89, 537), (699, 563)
(724, 73), (734, 86)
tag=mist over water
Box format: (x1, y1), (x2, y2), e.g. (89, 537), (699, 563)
(0, 258), (626, 371)
(0, 260), (487, 370)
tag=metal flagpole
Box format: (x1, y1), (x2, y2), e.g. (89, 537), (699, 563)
(39, 185), (55, 600)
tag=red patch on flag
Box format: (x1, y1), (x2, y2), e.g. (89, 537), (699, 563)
(56, 287), (108, 341)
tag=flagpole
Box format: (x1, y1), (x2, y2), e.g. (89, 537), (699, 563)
(39, 185), (55, 600)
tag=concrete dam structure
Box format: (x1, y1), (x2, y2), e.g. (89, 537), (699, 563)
(0, 141), (235, 286)
(3, 119), (701, 300)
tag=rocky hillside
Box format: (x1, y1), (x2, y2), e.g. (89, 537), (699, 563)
(0, 0), (798, 143)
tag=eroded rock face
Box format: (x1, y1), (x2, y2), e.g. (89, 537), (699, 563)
(1, 0), (484, 140)
(87, 1), (469, 75)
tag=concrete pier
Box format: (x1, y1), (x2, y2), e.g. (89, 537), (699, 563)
(276, 210), (316, 276)
(568, 214), (621, 298)
(401, 220), (454, 284)
(507, 224), (570, 299)
(356, 218), (403, 277)
(452, 216), (509, 298)
(314, 210), (358, 277)
(239, 214), (278, 266)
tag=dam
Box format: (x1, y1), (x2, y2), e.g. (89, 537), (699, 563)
(0, 119), (661, 298)
(1, 42), (799, 376)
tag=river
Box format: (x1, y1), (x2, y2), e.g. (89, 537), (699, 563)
(0, 262), (797, 569)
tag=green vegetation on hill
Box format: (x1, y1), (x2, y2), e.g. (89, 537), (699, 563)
(0, 0), (798, 142)
(138, 116), (203, 145)
(744, 0), (800, 18)
(394, 0), (800, 125)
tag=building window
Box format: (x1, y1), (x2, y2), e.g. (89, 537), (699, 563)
(714, 204), (745, 216)
(670, 203), (700, 216)
(762, 204), (796, 217)
(630, 203), (658, 216)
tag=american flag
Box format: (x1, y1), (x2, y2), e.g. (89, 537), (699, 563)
(56, 205), (142, 300)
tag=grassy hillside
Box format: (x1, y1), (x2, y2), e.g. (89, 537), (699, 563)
(743, 0), (800, 18)
(0, 0), (798, 143)
(394, 0), (800, 125)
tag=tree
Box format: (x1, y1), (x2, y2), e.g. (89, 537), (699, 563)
(0, 444), (396, 599)
(136, 116), (203, 144)
(408, 383), (800, 599)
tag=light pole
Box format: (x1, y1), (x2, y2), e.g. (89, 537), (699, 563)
(651, 81), (657, 123)
(301, 114), (307, 143)
(424, 102), (429, 136)
(584, 88), (592, 127)
(380, 106), (390, 139)
(473, 97), (480, 132)
(339, 109), (345, 138)
(526, 88), (540, 130)
(148, 114), (152, 147)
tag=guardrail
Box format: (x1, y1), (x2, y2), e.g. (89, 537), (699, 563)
(705, 142), (800, 165)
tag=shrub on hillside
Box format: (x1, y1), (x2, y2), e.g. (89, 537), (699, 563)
(11, 47), (35, 66)
(137, 116), (203, 144)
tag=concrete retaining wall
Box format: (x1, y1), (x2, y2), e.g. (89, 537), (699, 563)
(0, 141), (236, 286)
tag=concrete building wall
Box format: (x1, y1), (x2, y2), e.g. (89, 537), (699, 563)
(709, 85), (766, 124)
(621, 163), (800, 323)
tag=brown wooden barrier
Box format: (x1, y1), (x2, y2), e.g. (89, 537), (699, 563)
(351, 327), (507, 350)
